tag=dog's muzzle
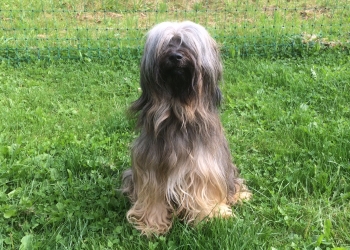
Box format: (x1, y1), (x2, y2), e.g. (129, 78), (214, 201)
(159, 50), (195, 101)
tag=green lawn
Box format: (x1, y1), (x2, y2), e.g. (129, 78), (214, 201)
(0, 52), (349, 249)
(1, 1), (349, 249)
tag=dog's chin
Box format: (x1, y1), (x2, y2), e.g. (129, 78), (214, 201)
(159, 63), (195, 102)
(164, 68), (194, 101)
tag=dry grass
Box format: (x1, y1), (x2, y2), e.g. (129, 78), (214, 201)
(0, 0), (348, 59)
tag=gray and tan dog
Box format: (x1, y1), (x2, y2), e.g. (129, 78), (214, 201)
(122, 21), (251, 236)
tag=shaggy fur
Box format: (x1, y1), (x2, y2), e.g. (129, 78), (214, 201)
(122, 21), (251, 236)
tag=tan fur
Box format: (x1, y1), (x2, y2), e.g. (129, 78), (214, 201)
(122, 21), (251, 236)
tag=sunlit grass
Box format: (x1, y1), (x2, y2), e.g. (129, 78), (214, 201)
(0, 53), (349, 248)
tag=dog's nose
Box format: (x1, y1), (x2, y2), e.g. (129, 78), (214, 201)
(169, 53), (183, 62)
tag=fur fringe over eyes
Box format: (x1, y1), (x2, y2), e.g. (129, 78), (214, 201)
(122, 21), (251, 236)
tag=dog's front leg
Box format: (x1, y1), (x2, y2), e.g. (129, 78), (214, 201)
(125, 169), (172, 236)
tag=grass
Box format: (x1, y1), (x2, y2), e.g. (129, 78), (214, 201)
(0, 51), (349, 249)
(1, 0), (349, 60)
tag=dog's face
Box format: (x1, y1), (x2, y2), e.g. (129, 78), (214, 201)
(158, 35), (198, 102)
(138, 21), (223, 107)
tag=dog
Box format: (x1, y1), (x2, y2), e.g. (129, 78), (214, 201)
(122, 21), (251, 236)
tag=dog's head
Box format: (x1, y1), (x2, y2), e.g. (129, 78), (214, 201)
(158, 35), (197, 102)
(139, 21), (223, 106)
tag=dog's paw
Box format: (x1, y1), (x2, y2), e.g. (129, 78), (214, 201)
(229, 184), (252, 204)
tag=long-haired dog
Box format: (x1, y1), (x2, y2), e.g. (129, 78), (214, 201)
(122, 21), (251, 236)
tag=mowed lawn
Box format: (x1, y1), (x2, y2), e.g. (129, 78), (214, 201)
(0, 53), (349, 249)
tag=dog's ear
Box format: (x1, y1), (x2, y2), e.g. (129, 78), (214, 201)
(214, 87), (222, 107)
